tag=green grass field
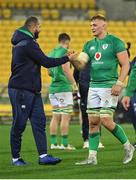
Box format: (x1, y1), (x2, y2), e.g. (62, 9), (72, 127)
(0, 123), (136, 179)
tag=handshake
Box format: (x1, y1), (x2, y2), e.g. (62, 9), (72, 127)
(67, 50), (89, 70)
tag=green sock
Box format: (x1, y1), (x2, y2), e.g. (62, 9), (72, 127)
(61, 135), (68, 147)
(50, 135), (57, 145)
(89, 132), (100, 151)
(111, 124), (128, 144)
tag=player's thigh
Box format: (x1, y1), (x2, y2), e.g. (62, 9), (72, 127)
(87, 88), (101, 109)
(49, 93), (61, 116)
(87, 88), (100, 126)
(98, 88), (118, 108)
(55, 92), (73, 107)
(49, 93), (59, 107)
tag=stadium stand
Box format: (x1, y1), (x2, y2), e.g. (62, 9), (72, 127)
(0, 0), (96, 9)
(0, 104), (52, 123)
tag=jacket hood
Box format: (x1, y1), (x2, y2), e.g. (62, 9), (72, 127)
(11, 26), (34, 45)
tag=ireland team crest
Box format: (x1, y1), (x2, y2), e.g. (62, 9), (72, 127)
(102, 44), (108, 50)
(94, 52), (101, 60)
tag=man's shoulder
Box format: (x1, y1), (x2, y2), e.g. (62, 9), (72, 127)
(84, 38), (95, 45)
(26, 39), (39, 48)
(56, 46), (68, 54)
(107, 34), (123, 42)
(49, 45), (67, 57)
(83, 39), (95, 49)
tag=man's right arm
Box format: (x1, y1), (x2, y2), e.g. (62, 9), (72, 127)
(26, 41), (69, 68)
(69, 52), (89, 70)
(62, 62), (78, 91)
(70, 42), (90, 70)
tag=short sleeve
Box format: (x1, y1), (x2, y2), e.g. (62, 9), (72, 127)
(114, 38), (126, 54)
(57, 48), (68, 57)
(83, 43), (88, 54)
(48, 48), (67, 58)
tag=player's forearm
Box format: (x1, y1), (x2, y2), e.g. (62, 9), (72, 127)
(118, 62), (130, 82)
(63, 69), (76, 85)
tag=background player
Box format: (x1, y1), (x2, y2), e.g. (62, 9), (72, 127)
(48, 33), (77, 150)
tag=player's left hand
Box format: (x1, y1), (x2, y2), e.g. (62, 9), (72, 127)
(111, 84), (123, 96)
(121, 96), (130, 111)
(72, 91), (80, 101)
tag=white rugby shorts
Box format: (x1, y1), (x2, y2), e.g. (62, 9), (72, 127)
(49, 92), (73, 107)
(87, 88), (118, 109)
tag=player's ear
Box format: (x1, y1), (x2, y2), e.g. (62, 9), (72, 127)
(103, 22), (106, 28)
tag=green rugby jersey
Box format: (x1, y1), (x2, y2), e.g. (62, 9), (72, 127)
(83, 34), (126, 88)
(48, 45), (72, 94)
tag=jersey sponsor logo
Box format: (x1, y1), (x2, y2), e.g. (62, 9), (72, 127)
(92, 61), (103, 64)
(94, 52), (101, 61)
(102, 44), (108, 50)
(90, 46), (95, 50)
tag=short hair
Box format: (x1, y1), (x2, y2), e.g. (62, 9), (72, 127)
(24, 16), (39, 28)
(58, 33), (70, 42)
(90, 15), (106, 21)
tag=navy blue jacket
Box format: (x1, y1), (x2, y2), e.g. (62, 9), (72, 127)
(8, 27), (69, 93)
(73, 62), (90, 89)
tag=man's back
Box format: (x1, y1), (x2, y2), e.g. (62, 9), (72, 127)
(48, 45), (72, 93)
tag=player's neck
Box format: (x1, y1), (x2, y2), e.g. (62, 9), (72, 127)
(59, 43), (68, 49)
(97, 32), (107, 39)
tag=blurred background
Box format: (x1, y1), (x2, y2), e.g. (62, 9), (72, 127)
(0, 0), (136, 123)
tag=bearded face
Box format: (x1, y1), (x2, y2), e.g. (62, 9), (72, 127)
(34, 29), (40, 39)
(34, 22), (41, 39)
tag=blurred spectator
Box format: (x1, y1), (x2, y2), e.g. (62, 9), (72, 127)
(116, 42), (136, 148)
(126, 42), (131, 58)
(73, 64), (90, 148)
(125, 56), (136, 148)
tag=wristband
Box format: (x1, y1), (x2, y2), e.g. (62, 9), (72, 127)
(116, 80), (125, 87)
(72, 83), (78, 91)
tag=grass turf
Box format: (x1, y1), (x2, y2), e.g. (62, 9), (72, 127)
(0, 123), (136, 179)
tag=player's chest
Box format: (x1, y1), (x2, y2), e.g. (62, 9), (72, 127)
(88, 41), (114, 61)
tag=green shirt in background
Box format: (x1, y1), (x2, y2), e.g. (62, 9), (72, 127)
(83, 34), (126, 88)
(125, 64), (136, 97)
(48, 45), (72, 94)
